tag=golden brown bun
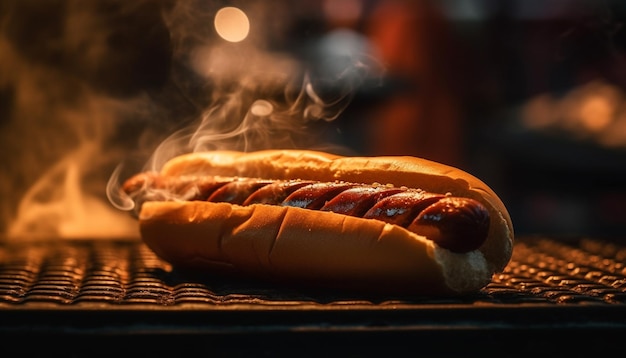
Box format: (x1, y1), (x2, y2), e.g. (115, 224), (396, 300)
(139, 149), (514, 295)
(160, 150), (514, 270)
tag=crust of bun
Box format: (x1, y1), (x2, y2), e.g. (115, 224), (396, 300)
(159, 150), (514, 273)
(139, 201), (493, 295)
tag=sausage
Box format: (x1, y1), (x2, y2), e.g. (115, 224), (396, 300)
(122, 173), (490, 253)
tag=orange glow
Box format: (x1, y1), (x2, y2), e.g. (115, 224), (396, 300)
(521, 80), (626, 148)
(214, 7), (250, 42)
(522, 94), (557, 129)
(579, 95), (613, 132)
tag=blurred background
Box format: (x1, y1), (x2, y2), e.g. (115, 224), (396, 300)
(1, 0), (626, 240)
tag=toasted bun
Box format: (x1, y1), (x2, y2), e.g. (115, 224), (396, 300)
(139, 149), (514, 295)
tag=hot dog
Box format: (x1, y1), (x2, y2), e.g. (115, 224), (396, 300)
(121, 149), (514, 296)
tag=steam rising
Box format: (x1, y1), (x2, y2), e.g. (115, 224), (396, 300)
(2, 1), (380, 241)
(117, 1), (379, 177)
(106, 163), (135, 212)
(0, 1), (168, 240)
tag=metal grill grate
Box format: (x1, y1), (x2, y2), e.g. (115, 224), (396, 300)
(1, 236), (626, 357)
(1, 236), (626, 306)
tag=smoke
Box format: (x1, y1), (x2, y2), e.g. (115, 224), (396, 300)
(147, 0), (375, 166)
(0, 0), (173, 240)
(106, 0), (382, 210)
(1, 0), (382, 240)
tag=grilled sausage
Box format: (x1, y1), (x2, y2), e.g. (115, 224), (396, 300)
(123, 174), (490, 253)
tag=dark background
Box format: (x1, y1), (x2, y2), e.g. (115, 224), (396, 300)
(1, 0), (626, 240)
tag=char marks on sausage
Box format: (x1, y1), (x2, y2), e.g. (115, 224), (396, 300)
(122, 173), (490, 253)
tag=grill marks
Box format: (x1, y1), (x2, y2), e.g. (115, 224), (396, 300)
(243, 180), (316, 206)
(363, 191), (444, 228)
(123, 173), (490, 253)
(323, 186), (405, 217)
(208, 180), (274, 205)
(283, 182), (358, 210)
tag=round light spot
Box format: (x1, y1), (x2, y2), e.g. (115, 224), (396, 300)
(214, 7), (249, 43)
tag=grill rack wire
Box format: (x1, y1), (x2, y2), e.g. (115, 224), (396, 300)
(1, 236), (625, 357)
(1, 236), (626, 306)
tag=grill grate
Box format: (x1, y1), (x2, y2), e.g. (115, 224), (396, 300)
(1, 236), (625, 306)
(2, 236), (626, 357)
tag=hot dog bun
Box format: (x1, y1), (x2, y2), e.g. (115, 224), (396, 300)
(138, 149), (514, 295)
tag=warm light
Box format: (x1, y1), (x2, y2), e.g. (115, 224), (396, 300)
(522, 94), (557, 129)
(214, 7), (249, 43)
(520, 80), (626, 149)
(250, 100), (273, 117)
(579, 95), (613, 132)
(599, 112), (626, 147)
